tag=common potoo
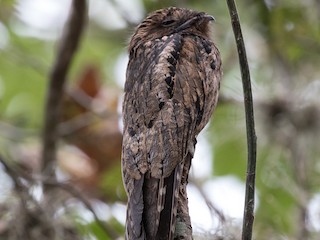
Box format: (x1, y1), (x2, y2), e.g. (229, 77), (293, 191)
(122, 7), (222, 240)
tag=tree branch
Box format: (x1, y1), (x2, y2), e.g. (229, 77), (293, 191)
(41, 0), (87, 178)
(226, 1), (257, 240)
(1, 155), (118, 239)
(0, 156), (57, 239)
(44, 180), (121, 239)
(190, 179), (226, 223)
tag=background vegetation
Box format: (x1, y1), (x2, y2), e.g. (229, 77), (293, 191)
(0, 0), (319, 239)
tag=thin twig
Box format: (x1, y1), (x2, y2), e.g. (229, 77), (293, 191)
(226, 1), (257, 240)
(41, 0), (87, 178)
(0, 156), (57, 239)
(46, 181), (121, 239)
(0, 121), (36, 140)
(0, 155), (26, 194)
(108, 0), (138, 26)
(1, 156), (118, 239)
(190, 179), (226, 223)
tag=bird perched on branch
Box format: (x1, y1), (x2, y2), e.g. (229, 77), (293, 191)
(122, 7), (222, 240)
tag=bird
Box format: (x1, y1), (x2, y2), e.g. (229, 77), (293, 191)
(121, 7), (222, 240)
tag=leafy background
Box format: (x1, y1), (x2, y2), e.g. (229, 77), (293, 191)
(0, 0), (320, 239)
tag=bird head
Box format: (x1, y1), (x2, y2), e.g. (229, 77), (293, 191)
(129, 7), (215, 52)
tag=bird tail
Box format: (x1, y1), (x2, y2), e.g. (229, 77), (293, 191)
(155, 162), (183, 240)
(126, 177), (146, 240)
(125, 163), (184, 240)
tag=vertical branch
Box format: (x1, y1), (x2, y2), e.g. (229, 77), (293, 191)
(41, 0), (87, 178)
(226, 1), (257, 240)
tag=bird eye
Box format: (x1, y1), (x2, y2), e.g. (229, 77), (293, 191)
(162, 19), (175, 27)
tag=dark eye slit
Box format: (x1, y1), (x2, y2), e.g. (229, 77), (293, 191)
(162, 19), (175, 26)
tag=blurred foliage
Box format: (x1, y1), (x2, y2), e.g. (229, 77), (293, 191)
(0, 0), (320, 239)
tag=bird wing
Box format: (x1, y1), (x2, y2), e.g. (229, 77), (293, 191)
(123, 33), (186, 239)
(122, 33), (221, 240)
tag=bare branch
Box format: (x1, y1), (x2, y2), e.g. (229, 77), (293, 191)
(0, 155), (26, 193)
(45, 180), (121, 239)
(190, 179), (226, 224)
(0, 156), (57, 239)
(226, 1), (257, 240)
(41, 0), (87, 178)
(1, 155), (119, 239)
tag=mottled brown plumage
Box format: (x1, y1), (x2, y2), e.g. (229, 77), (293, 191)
(122, 7), (222, 240)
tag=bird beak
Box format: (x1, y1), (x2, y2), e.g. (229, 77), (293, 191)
(175, 14), (215, 32)
(203, 14), (215, 22)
